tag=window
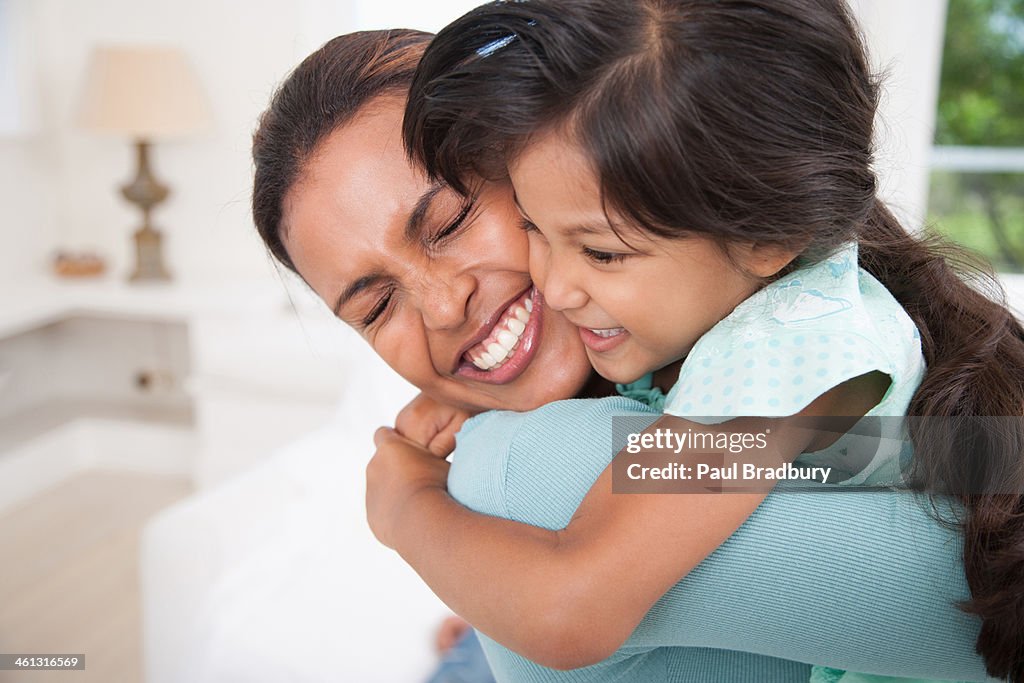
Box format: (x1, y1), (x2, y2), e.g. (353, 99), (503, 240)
(0, 0), (19, 135)
(928, 0), (1024, 271)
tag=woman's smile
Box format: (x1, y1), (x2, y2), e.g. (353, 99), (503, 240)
(457, 286), (542, 383)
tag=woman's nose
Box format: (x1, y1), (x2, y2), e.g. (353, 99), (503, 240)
(419, 269), (475, 331)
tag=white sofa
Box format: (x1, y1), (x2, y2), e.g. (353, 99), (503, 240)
(141, 342), (451, 683)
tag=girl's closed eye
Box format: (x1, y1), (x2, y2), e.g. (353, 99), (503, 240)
(519, 217), (542, 235)
(581, 246), (629, 265)
(520, 215), (627, 264)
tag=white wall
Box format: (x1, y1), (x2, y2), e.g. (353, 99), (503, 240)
(852, 0), (950, 230)
(350, 0), (481, 31)
(0, 0), (481, 285)
(0, 0), (54, 282)
(22, 0), (347, 283)
(0, 0), (947, 285)
(0, 0), (35, 135)
(0, 138), (57, 281)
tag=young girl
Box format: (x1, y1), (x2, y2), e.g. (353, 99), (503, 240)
(369, 0), (1024, 680)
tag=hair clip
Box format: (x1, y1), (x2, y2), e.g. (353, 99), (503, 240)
(476, 33), (517, 58)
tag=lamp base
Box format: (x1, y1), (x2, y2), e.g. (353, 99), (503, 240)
(129, 226), (171, 282)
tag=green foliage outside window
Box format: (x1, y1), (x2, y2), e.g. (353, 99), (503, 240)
(928, 0), (1024, 271)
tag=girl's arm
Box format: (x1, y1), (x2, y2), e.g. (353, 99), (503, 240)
(379, 397), (985, 681)
(367, 373), (886, 669)
(451, 400), (984, 681)
(371, 422), (775, 668)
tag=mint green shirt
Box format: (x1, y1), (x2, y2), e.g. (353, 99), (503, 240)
(661, 244), (960, 683)
(664, 242), (925, 487)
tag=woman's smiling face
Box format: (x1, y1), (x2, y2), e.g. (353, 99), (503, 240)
(281, 97), (594, 412)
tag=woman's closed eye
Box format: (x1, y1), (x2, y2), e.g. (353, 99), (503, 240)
(429, 198), (475, 245)
(362, 286), (395, 328)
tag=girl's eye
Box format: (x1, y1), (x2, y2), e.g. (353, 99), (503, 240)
(519, 218), (548, 242)
(582, 247), (628, 264)
(362, 289), (393, 327)
(431, 200), (474, 244)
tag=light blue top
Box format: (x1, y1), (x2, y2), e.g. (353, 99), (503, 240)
(664, 243), (925, 486)
(448, 396), (990, 682)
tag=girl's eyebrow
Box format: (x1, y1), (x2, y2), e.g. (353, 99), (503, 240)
(512, 191), (608, 237)
(563, 224), (608, 237)
(511, 191), (533, 222)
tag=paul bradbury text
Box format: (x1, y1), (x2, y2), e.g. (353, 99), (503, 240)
(626, 461), (832, 483)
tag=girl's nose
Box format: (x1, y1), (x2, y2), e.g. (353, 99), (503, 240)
(533, 249), (587, 312)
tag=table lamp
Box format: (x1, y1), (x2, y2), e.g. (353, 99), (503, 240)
(78, 46), (212, 281)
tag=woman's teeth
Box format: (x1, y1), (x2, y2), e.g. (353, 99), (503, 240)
(590, 327), (625, 338)
(467, 296), (533, 371)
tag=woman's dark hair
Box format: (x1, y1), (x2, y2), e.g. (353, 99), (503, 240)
(403, 0), (1024, 678)
(252, 29), (432, 274)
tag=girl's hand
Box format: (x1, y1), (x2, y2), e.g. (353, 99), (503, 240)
(366, 426), (450, 549)
(395, 393), (474, 457)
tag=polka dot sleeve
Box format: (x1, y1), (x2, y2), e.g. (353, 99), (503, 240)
(664, 329), (893, 422)
(662, 243), (919, 424)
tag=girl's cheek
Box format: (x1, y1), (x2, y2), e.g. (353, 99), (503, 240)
(527, 237), (550, 290)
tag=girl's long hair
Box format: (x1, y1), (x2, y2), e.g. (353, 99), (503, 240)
(403, 0), (1024, 678)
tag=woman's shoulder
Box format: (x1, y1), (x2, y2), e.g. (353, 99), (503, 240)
(450, 396), (659, 528)
(459, 395), (659, 443)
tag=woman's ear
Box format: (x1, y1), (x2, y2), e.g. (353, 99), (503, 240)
(730, 242), (801, 279)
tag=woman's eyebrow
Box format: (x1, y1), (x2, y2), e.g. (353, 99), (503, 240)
(404, 181), (445, 242)
(333, 273), (387, 317)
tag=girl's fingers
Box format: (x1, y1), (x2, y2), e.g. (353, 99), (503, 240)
(373, 425), (397, 447)
(427, 429), (458, 458)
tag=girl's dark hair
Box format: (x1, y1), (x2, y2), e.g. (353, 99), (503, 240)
(403, 1), (1024, 678)
(252, 29), (432, 274)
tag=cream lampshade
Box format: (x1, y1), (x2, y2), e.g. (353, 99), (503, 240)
(78, 45), (212, 281)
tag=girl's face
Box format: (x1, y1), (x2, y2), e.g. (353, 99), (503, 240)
(509, 130), (784, 385)
(281, 97), (595, 413)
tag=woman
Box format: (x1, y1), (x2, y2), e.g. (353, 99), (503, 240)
(251, 29), (989, 681)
